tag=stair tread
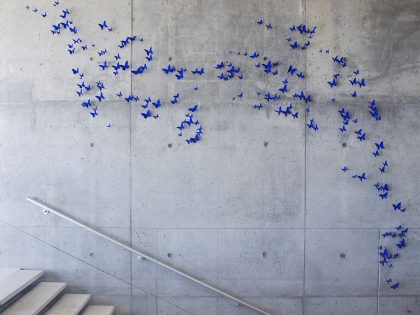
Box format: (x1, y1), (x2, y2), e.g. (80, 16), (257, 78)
(45, 294), (91, 315)
(82, 306), (115, 315)
(2, 282), (67, 315)
(0, 270), (44, 306)
(0, 268), (20, 281)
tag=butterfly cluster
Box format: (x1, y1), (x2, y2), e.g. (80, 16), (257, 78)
(24, 2), (412, 293)
(287, 24), (316, 50)
(380, 225), (409, 289)
(216, 62), (242, 81)
(274, 104), (298, 119)
(256, 19), (272, 30)
(369, 100), (382, 121)
(338, 107), (358, 133)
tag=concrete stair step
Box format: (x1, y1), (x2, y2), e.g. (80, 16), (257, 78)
(45, 294), (91, 315)
(2, 282), (67, 315)
(0, 269), (44, 306)
(82, 306), (115, 315)
(0, 269), (20, 280)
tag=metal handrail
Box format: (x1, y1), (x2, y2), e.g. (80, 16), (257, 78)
(26, 197), (272, 315)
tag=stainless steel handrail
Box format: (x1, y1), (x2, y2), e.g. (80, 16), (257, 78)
(26, 197), (272, 315)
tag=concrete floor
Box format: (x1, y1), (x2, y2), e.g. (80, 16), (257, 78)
(0, 0), (420, 314)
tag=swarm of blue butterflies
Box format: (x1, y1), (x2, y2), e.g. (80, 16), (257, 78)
(26, 1), (409, 291)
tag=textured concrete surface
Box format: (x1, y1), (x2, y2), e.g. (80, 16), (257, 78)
(0, 0), (420, 314)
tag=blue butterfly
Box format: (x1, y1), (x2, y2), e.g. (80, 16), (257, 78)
(215, 62), (225, 69)
(288, 65), (297, 75)
(253, 103), (264, 110)
(162, 64), (176, 74)
(342, 166), (348, 172)
(375, 141), (385, 150)
(96, 81), (105, 90)
(396, 239), (406, 249)
(144, 47), (153, 56)
(379, 160), (388, 173)
(90, 106), (99, 118)
(98, 20), (108, 30)
(132, 64), (148, 75)
(392, 202), (406, 212)
(191, 67), (204, 75)
(354, 129), (365, 141)
(152, 99), (161, 108)
(120, 60), (129, 71)
(96, 92), (105, 102)
(379, 192), (388, 200)
(171, 93), (180, 104)
(357, 78), (366, 88)
(61, 20), (69, 29)
(296, 72), (305, 79)
(328, 78), (337, 87)
(352, 172), (367, 182)
(77, 81), (86, 89)
(189, 105), (198, 112)
(99, 61), (109, 70)
(60, 8), (69, 19)
(257, 19), (264, 25)
(98, 49), (107, 56)
(290, 41), (299, 49)
(141, 110), (151, 119)
(250, 52), (259, 59)
(175, 69), (185, 80)
(279, 84), (288, 93)
(307, 119), (318, 131)
(390, 282), (400, 290)
(82, 99), (92, 108)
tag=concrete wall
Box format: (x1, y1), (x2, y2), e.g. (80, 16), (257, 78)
(0, 0), (420, 314)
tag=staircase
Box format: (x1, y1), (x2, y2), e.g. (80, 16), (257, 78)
(0, 268), (115, 315)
